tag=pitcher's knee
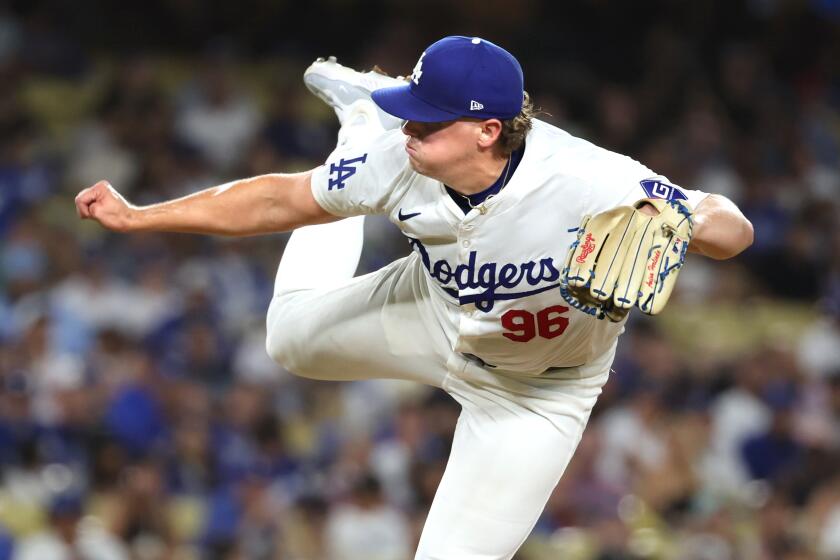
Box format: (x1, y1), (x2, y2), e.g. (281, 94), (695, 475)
(265, 325), (292, 371)
(266, 328), (310, 378)
(265, 298), (316, 376)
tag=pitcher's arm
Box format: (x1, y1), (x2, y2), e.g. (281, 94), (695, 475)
(688, 194), (754, 260)
(74, 171), (338, 236)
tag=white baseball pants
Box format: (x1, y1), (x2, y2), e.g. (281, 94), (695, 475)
(266, 229), (612, 560)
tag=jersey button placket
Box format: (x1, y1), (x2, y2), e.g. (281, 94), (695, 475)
(456, 215), (477, 332)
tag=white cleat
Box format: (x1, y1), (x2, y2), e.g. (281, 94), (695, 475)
(304, 57), (405, 130)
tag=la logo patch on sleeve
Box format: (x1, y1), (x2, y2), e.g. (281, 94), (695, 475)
(640, 179), (687, 202)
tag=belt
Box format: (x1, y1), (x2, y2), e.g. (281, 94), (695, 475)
(461, 353), (583, 375)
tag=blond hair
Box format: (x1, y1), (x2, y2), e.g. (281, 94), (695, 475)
(497, 91), (534, 156)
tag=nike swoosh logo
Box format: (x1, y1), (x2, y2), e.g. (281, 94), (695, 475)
(398, 209), (421, 221)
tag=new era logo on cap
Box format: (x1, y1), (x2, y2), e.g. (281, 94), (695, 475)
(470, 100), (484, 111)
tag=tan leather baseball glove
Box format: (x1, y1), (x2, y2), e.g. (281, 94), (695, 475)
(561, 198), (694, 322)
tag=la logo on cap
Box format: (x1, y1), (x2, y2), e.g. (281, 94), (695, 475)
(411, 52), (426, 85)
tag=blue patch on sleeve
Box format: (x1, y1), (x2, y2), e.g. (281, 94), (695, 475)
(640, 179), (687, 202)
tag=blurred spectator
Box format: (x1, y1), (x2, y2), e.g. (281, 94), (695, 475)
(175, 44), (262, 172)
(749, 221), (825, 301)
(261, 83), (336, 162)
(284, 494), (330, 559)
(0, 116), (54, 237)
(104, 459), (176, 558)
(595, 380), (669, 491)
(753, 493), (812, 560)
(1, 217), (48, 299)
(540, 431), (623, 531)
(741, 384), (804, 482)
(324, 473), (412, 560)
(703, 353), (772, 496)
(201, 470), (284, 560)
(66, 86), (145, 197)
(50, 251), (142, 345)
(807, 474), (840, 558)
(102, 365), (167, 457)
(0, 528), (11, 560)
(12, 492), (127, 560)
(797, 289), (840, 380)
(370, 400), (426, 509)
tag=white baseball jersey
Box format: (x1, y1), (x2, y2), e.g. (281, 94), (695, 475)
(310, 119), (707, 374)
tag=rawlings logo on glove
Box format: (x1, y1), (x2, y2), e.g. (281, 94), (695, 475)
(576, 233), (596, 263)
(561, 198), (694, 322)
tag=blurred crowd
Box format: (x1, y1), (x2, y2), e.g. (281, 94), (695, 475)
(1, 1), (840, 559)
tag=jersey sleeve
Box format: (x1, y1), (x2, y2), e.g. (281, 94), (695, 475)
(310, 129), (411, 217)
(582, 148), (708, 213)
(615, 174), (708, 210)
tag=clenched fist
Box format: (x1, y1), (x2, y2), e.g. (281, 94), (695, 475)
(74, 181), (137, 232)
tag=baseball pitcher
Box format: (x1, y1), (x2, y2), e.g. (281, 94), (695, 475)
(75, 36), (753, 560)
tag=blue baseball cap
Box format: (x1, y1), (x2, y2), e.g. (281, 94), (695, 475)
(371, 36), (524, 123)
